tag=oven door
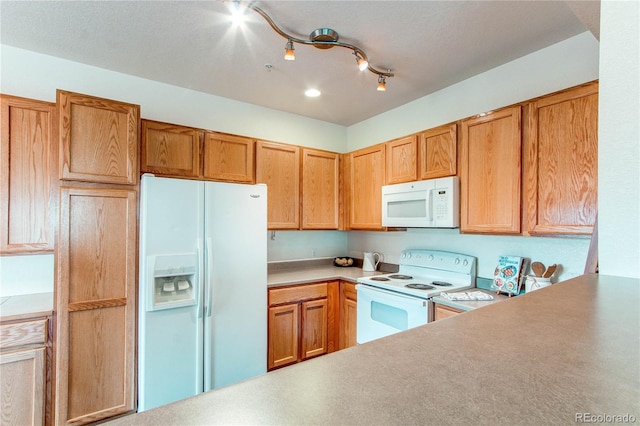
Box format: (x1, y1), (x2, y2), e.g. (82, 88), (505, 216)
(355, 284), (429, 344)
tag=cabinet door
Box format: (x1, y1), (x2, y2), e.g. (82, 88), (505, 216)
(56, 186), (137, 424)
(1, 95), (57, 253)
(141, 120), (201, 178)
(349, 144), (385, 230)
(339, 282), (357, 350)
(386, 135), (417, 184)
(302, 148), (339, 229)
(268, 304), (299, 370)
(460, 106), (522, 234)
(419, 123), (457, 179)
(524, 82), (598, 235)
(58, 90), (139, 185)
(300, 299), (328, 360)
(203, 132), (255, 183)
(256, 141), (300, 229)
(434, 304), (463, 321)
(0, 348), (45, 426)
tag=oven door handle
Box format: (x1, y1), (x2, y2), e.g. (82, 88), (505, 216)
(355, 284), (428, 306)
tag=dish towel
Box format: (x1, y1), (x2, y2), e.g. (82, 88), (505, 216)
(440, 291), (494, 301)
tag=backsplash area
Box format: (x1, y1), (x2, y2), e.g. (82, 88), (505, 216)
(0, 254), (54, 297)
(267, 230), (348, 262)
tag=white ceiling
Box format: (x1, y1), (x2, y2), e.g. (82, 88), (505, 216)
(0, 1), (600, 126)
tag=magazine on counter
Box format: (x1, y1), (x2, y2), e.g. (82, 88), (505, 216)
(491, 255), (527, 295)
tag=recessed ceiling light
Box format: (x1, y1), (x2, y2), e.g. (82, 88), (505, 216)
(305, 89), (321, 97)
(228, 3), (247, 26)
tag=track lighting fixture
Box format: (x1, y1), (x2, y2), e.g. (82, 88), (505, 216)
(284, 39), (295, 61)
(244, 3), (394, 91)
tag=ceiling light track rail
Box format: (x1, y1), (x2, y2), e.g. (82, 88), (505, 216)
(247, 3), (394, 83)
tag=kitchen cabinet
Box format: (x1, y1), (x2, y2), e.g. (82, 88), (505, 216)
(301, 148), (340, 229)
(57, 90), (139, 185)
(523, 81), (598, 236)
(267, 282), (338, 370)
(140, 119), (201, 178)
(203, 132), (255, 183)
(460, 106), (522, 234)
(433, 303), (463, 321)
(0, 316), (51, 426)
(256, 141), (300, 229)
(339, 281), (357, 350)
(1, 95), (57, 254)
(348, 144), (386, 230)
(385, 135), (417, 184)
(56, 186), (137, 425)
(418, 123), (457, 179)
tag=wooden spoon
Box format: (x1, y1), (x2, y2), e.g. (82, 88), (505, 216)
(543, 264), (557, 278)
(531, 262), (546, 277)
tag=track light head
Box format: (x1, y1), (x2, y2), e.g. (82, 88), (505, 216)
(284, 39), (295, 60)
(355, 53), (369, 71)
(377, 75), (386, 91)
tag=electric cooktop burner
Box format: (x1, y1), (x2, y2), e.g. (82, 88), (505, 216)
(431, 281), (453, 287)
(389, 274), (413, 280)
(370, 276), (391, 281)
(405, 283), (435, 290)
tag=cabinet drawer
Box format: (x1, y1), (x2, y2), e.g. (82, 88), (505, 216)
(269, 283), (328, 306)
(0, 319), (48, 349)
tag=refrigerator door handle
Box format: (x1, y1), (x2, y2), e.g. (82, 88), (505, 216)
(196, 238), (204, 318)
(205, 237), (214, 318)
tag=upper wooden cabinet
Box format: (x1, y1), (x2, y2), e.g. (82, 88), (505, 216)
(1, 95), (57, 253)
(57, 90), (139, 185)
(141, 119), (201, 178)
(348, 144), (386, 230)
(385, 135), (417, 184)
(419, 123), (457, 179)
(460, 106), (522, 234)
(301, 148), (339, 229)
(203, 132), (255, 183)
(256, 141), (300, 229)
(524, 82), (598, 236)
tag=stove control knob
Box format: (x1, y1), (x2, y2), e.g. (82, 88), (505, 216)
(400, 253), (406, 259)
(428, 255), (434, 261)
(455, 258), (460, 265)
(463, 259), (469, 266)
(407, 253), (412, 259)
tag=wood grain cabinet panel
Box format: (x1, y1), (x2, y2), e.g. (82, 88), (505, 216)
(349, 144), (386, 230)
(419, 123), (457, 179)
(56, 186), (137, 425)
(0, 348), (45, 426)
(141, 120), (201, 178)
(339, 281), (357, 350)
(57, 90), (139, 185)
(268, 303), (299, 370)
(300, 299), (328, 360)
(203, 132), (255, 183)
(1, 95), (57, 253)
(433, 304), (463, 321)
(385, 135), (417, 184)
(460, 106), (522, 234)
(524, 82), (598, 235)
(256, 141), (300, 229)
(301, 148), (339, 229)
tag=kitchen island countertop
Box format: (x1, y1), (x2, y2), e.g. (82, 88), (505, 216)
(107, 274), (640, 425)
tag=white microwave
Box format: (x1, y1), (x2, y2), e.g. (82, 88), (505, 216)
(381, 176), (459, 228)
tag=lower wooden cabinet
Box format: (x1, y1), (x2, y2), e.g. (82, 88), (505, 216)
(267, 282), (338, 370)
(56, 185), (137, 425)
(433, 303), (463, 321)
(0, 317), (51, 426)
(339, 281), (358, 350)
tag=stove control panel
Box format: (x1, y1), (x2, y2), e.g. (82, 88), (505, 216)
(399, 249), (476, 276)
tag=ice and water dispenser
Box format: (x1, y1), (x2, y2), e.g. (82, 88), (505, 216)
(147, 253), (197, 311)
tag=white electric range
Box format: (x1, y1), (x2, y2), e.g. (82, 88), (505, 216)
(356, 249), (476, 343)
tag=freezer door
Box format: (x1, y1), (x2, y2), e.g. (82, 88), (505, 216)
(204, 182), (268, 390)
(138, 175), (205, 411)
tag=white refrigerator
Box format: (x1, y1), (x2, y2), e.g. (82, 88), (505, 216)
(138, 174), (267, 411)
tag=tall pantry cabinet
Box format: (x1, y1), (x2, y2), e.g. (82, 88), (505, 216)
(55, 90), (139, 425)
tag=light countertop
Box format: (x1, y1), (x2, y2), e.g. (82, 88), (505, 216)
(0, 292), (54, 322)
(106, 274), (640, 425)
(267, 259), (385, 287)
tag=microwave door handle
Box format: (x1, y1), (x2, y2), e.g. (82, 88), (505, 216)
(426, 189), (433, 222)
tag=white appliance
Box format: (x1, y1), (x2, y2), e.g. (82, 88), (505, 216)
(356, 249), (476, 344)
(138, 174), (267, 412)
(382, 176), (459, 228)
